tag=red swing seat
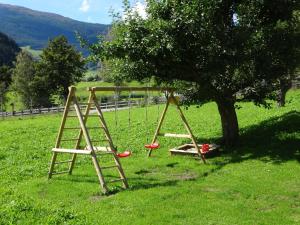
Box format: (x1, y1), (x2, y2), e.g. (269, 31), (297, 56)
(117, 150), (132, 158)
(144, 143), (160, 149)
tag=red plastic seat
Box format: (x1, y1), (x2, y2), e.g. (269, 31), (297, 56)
(201, 144), (210, 153)
(144, 143), (160, 149)
(117, 151), (132, 158)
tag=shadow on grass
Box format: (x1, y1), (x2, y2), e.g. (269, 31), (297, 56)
(229, 110), (300, 164)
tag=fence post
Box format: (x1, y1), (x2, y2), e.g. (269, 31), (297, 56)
(10, 103), (15, 116)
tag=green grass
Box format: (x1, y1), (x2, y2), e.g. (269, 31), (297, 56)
(0, 90), (300, 224)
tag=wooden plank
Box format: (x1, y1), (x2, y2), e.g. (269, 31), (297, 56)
(89, 86), (175, 92)
(158, 133), (191, 138)
(50, 170), (70, 175)
(53, 160), (73, 164)
(107, 178), (124, 183)
(93, 146), (112, 151)
(101, 165), (118, 169)
(60, 138), (80, 141)
(52, 148), (91, 154)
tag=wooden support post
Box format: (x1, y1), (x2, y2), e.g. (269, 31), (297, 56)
(68, 91), (93, 174)
(48, 86), (76, 179)
(148, 94), (170, 157)
(93, 92), (129, 189)
(171, 94), (206, 163)
(73, 96), (109, 193)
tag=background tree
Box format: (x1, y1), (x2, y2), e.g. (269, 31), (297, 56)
(0, 65), (11, 110)
(37, 36), (86, 100)
(89, 0), (300, 145)
(0, 32), (20, 110)
(275, 10), (300, 107)
(11, 50), (49, 108)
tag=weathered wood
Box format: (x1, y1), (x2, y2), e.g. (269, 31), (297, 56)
(170, 143), (219, 156)
(171, 94), (206, 163)
(89, 86), (175, 92)
(158, 133), (191, 138)
(48, 86), (76, 179)
(93, 92), (129, 189)
(101, 165), (118, 169)
(52, 148), (91, 154)
(107, 178), (124, 183)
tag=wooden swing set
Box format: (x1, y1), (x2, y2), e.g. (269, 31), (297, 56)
(48, 86), (216, 193)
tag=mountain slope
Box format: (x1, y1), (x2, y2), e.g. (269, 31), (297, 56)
(0, 3), (110, 49)
(0, 31), (20, 66)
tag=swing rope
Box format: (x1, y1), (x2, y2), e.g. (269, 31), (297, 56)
(144, 87), (160, 150)
(114, 87), (131, 158)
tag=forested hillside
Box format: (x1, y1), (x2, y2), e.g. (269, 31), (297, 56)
(0, 31), (20, 66)
(0, 3), (110, 49)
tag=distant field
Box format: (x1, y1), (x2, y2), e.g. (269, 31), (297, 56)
(0, 90), (300, 224)
(21, 46), (42, 58)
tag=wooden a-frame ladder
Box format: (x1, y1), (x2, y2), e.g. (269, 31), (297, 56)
(48, 86), (128, 194)
(148, 91), (206, 163)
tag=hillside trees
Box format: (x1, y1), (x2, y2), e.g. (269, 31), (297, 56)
(37, 36), (86, 100)
(89, 0), (300, 145)
(11, 50), (52, 107)
(0, 32), (20, 109)
(0, 31), (20, 67)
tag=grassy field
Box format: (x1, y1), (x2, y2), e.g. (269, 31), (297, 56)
(0, 90), (300, 224)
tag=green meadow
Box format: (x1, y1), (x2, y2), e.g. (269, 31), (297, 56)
(0, 90), (300, 224)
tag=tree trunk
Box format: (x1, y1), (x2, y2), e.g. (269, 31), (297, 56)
(277, 79), (291, 107)
(277, 88), (286, 107)
(216, 98), (239, 146)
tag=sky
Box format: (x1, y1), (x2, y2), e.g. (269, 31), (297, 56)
(0, 0), (146, 24)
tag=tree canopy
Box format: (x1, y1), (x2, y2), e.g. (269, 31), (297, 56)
(37, 36), (86, 100)
(89, 0), (300, 145)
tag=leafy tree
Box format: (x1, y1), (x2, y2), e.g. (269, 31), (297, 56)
(89, 0), (300, 145)
(12, 50), (50, 108)
(0, 65), (11, 110)
(275, 10), (300, 107)
(37, 36), (86, 100)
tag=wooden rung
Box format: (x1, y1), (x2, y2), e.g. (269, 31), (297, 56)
(64, 127), (82, 130)
(54, 160), (73, 164)
(79, 102), (94, 105)
(101, 165), (118, 169)
(50, 170), (69, 175)
(158, 133), (191, 138)
(107, 178), (124, 183)
(66, 115), (78, 118)
(52, 148), (92, 154)
(96, 151), (115, 155)
(91, 140), (109, 143)
(60, 138), (80, 141)
(94, 146), (112, 151)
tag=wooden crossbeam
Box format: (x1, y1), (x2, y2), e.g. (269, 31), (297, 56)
(89, 86), (175, 92)
(52, 148), (92, 154)
(158, 133), (191, 138)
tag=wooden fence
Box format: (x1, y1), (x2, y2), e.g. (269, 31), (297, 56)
(0, 98), (165, 118)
